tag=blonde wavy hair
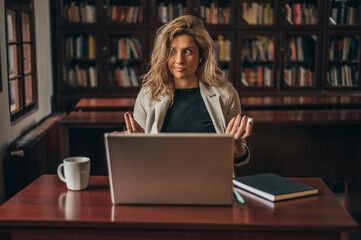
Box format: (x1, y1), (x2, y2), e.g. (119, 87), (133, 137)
(141, 15), (228, 103)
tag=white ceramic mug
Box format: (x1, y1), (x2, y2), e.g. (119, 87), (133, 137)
(57, 157), (90, 191)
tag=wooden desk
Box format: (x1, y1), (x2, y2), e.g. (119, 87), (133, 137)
(73, 95), (361, 111)
(75, 98), (136, 111)
(0, 175), (357, 240)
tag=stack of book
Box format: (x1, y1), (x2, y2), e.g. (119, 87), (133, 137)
(63, 1), (96, 23)
(233, 173), (319, 202)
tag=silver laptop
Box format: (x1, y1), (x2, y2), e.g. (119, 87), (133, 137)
(104, 133), (234, 205)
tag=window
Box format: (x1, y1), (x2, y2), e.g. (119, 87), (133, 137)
(5, 0), (37, 121)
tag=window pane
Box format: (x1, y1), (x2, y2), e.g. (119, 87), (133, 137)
(7, 45), (19, 77)
(23, 44), (32, 73)
(24, 75), (34, 106)
(6, 10), (17, 41)
(22, 12), (31, 41)
(9, 79), (21, 113)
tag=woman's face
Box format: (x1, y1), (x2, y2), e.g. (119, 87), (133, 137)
(168, 34), (200, 88)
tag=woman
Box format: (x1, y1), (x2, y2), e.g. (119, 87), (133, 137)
(123, 15), (252, 166)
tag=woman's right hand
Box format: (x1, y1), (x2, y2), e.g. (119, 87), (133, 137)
(124, 112), (144, 133)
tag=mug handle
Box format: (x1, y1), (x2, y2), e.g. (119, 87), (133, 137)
(57, 163), (66, 182)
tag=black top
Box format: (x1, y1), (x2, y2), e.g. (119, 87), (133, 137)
(161, 88), (216, 133)
(160, 87), (249, 164)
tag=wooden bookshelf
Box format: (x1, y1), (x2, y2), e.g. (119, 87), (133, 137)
(52, 0), (361, 111)
(54, 0), (148, 111)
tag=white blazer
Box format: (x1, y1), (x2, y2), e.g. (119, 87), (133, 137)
(133, 81), (250, 166)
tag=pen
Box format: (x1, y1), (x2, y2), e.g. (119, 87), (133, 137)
(233, 188), (245, 204)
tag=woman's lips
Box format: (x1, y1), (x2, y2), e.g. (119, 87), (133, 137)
(175, 67), (185, 72)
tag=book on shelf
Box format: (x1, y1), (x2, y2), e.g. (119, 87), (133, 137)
(242, 37), (274, 62)
(88, 35), (95, 59)
(287, 36), (315, 62)
(329, 64), (358, 87)
(113, 67), (140, 87)
(286, 3), (317, 25)
(329, 37), (359, 62)
(233, 173), (319, 202)
(289, 37), (297, 61)
(214, 35), (231, 62)
(200, 3), (231, 24)
(110, 5), (143, 24)
(331, 2), (361, 24)
(284, 66), (313, 87)
(242, 66), (273, 87)
(157, 3), (186, 23)
(64, 1), (96, 23)
(115, 37), (142, 60)
(242, 2), (274, 25)
(64, 65), (97, 88)
(65, 35), (96, 60)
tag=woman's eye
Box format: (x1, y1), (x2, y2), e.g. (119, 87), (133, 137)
(170, 49), (175, 55)
(185, 49), (192, 54)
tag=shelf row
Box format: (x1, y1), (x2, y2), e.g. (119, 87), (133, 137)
(58, 0), (361, 28)
(58, 32), (361, 91)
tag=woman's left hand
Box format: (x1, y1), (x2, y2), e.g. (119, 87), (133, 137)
(226, 114), (253, 157)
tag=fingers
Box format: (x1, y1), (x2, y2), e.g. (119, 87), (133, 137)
(128, 112), (143, 132)
(226, 116), (236, 133)
(124, 112), (133, 133)
(227, 114), (254, 140)
(232, 114), (243, 133)
(234, 115), (247, 139)
(242, 118), (253, 139)
(124, 112), (144, 133)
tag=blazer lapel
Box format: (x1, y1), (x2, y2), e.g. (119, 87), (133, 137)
(153, 95), (171, 133)
(199, 81), (225, 133)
